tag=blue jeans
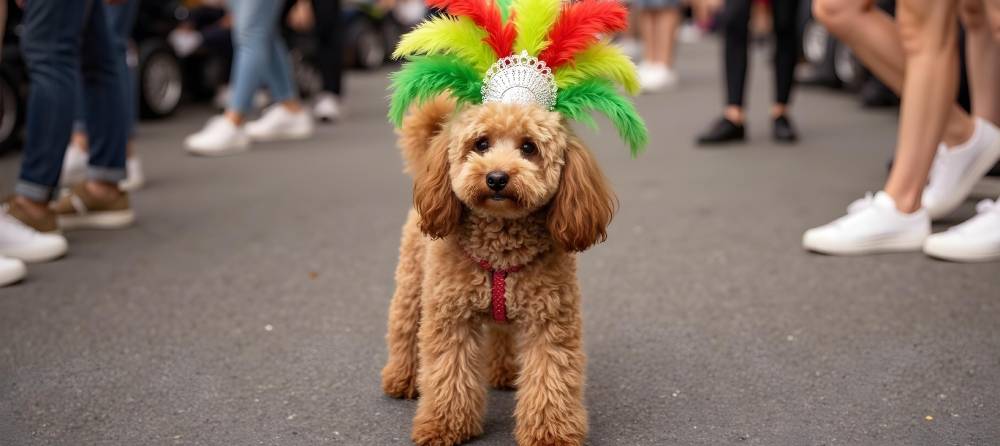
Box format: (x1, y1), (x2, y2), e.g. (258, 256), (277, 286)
(227, 0), (297, 114)
(74, 0), (139, 138)
(17, 0), (128, 202)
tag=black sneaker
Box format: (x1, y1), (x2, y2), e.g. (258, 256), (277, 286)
(773, 115), (798, 143)
(696, 117), (745, 146)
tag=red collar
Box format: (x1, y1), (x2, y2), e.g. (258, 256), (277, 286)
(469, 256), (523, 323)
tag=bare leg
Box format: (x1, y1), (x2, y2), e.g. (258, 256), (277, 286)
(813, 0), (974, 146)
(884, 0), (961, 213)
(654, 8), (682, 67)
(639, 11), (656, 63)
(961, 0), (1000, 125)
(988, 0), (1000, 42)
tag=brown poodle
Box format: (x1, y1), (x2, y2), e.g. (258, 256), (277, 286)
(381, 94), (616, 446)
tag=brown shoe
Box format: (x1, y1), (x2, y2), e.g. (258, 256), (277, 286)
(3, 196), (58, 233)
(1, 197), (68, 262)
(51, 184), (135, 230)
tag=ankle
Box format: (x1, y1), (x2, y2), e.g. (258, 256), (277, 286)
(884, 189), (921, 214)
(942, 115), (975, 148)
(14, 195), (52, 219)
(224, 110), (244, 126)
(84, 180), (122, 200)
(770, 104), (788, 119)
(723, 107), (744, 124)
(281, 100), (303, 114)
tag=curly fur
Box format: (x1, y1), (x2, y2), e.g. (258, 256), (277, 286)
(382, 95), (615, 446)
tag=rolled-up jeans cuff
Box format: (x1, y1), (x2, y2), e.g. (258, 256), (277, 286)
(88, 165), (126, 183)
(73, 120), (87, 134)
(15, 180), (54, 203)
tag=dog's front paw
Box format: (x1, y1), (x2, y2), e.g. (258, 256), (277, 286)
(411, 416), (482, 446)
(515, 413), (586, 446)
(381, 362), (419, 399)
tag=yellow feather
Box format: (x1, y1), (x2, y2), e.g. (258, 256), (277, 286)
(393, 16), (496, 73)
(554, 42), (640, 95)
(511, 0), (560, 56)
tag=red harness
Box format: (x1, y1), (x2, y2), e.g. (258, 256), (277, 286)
(470, 256), (523, 323)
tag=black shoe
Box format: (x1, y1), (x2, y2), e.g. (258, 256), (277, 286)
(696, 117), (745, 145)
(773, 115), (798, 143)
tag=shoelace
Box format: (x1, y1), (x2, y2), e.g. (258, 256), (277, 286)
(846, 192), (876, 214)
(975, 199), (996, 215)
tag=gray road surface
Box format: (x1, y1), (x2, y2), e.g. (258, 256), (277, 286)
(1, 40), (999, 446)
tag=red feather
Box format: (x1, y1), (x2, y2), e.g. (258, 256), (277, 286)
(426, 0), (516, 57)
(538, 0), (628, 68)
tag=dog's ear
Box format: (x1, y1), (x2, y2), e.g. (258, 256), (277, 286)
(547, 138), (617, 252)
(398, 95), (457, 175)
(413, 134), (463, 238)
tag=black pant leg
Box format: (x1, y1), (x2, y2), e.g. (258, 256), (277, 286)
(312, 0), (344, 95)
(772, 0), (799, 105)
(723, 0), (752, 107)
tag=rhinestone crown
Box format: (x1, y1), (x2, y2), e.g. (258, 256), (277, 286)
(481, 51), (557, 110)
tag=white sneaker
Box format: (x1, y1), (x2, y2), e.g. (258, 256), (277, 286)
(639, 63), (676, 93)
(0, 256), (26, 287)
(923, 198), (1000, 262)
(119, 156), (145, 191)
(0, 207), (68, 263)
(803, 191), (930, 255)
(245, 105), (315, 142)
(61, 144), (89, 186)
(313, 93), (342, 122)
(185, 116), (250, 157)
(923, 118), (1000, 220)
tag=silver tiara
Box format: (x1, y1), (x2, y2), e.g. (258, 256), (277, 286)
(481, 50), (557, 110)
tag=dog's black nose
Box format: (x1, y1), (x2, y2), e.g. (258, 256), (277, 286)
(486, 171), (509, 191)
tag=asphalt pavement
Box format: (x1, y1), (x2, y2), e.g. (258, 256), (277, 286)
(1, 40), (999, 446)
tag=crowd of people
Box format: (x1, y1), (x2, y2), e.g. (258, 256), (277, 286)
(0, 0), (346, 287)
(1, 0), (999, 288)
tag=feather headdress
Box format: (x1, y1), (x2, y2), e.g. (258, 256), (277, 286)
(390, 0), (648, 156)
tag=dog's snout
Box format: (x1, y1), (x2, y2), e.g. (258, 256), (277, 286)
(486, 171), (509, 192)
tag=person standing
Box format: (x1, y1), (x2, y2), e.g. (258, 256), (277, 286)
(62, 0), (145, 191)
(185, 0), (315, 156)
(635, 0), (683, 92)
(694, 0), (801, 145)
(0, 0), (27, 288)
(1, 0), (136, 284)
(287, 0), (347, 121)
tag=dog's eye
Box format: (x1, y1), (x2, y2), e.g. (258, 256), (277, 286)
(473, 137), (490, 153)
(520, 140), (537, 156)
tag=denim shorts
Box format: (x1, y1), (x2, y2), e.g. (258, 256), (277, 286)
(632, 0), (682, 10)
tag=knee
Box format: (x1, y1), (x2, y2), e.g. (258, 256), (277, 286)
(897, 3), (956, 57)
(959, 0), (987, 32)
(813, 0), (867, 32)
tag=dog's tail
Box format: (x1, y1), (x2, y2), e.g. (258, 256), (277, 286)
(397, 94), (457, 176)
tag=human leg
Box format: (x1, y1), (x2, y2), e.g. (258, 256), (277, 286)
(813, 0), (974, 147)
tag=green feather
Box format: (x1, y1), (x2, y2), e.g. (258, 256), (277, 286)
(555, 79), (649, 157)
(496, 0), (513, 21)
(392, 16), (496, 74)
(388, 55), (484, 127)
(554, 42), (640, 95)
